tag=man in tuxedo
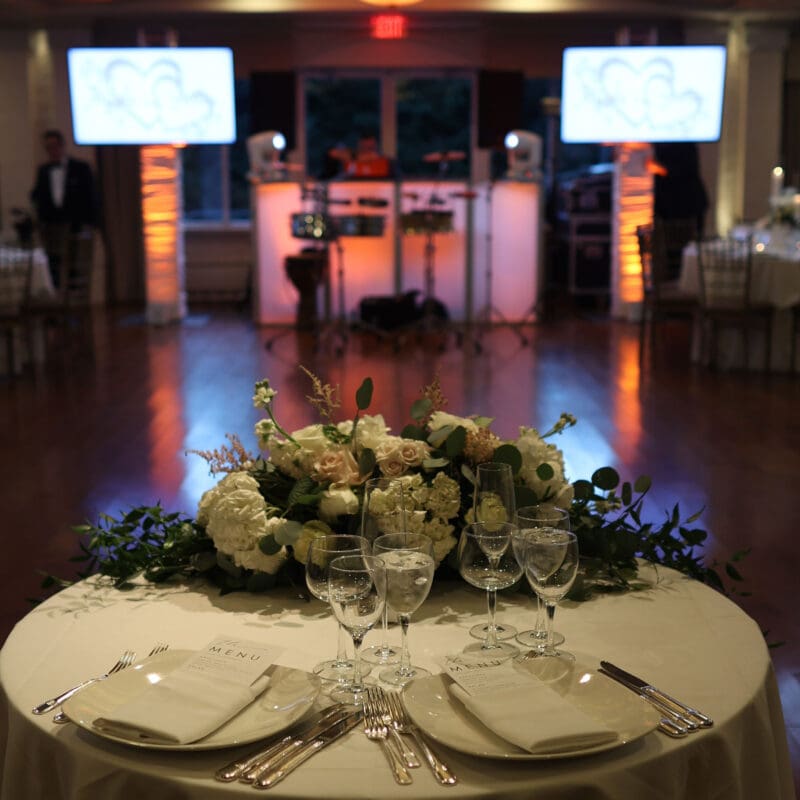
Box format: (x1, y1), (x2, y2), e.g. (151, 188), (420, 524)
(30, 129), (97, 287)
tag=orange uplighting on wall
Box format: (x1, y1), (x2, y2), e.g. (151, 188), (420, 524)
(370, 13), (408, 39)
(140, 144), (187, 325)
(612, 143), (653, 313)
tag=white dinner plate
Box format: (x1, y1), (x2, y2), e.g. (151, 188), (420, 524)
(62, 650), (320, 751)
(402, 653), (661, 760)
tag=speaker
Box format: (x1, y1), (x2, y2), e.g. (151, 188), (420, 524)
(477, 70), (524, 150)
(249, 71), (296, 151)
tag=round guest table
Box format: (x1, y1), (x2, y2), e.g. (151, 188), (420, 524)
(0, 568), (793, 799)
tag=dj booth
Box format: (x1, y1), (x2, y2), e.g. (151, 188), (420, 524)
(250, 179), (541, 327)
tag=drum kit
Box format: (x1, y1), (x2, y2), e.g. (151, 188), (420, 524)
(279, 149), (471, 350)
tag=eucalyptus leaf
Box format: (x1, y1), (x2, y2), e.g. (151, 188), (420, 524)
(258, 534), (283, 555)
(591, 467), (619, 491)
(535, 463), (555, 481)
(274, 520), (303, 546)
(633, 475), (652, 493)
(401, 424), (427, 441)
(445, 426), (467, 458)
(358, 448), (377, 476)
(355, 377), (373, 410)
(422, 457), (449, 469)
(410, 398), (432, 421)
(493, 444), (522, 474)
(428, 426), (453, 448)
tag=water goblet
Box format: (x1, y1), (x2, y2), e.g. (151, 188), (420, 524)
(360, 478), (406, 666)
(305, 534), (370, 683)
(328, 554), (387, 706)
(373, 532), (436, 687)
(518, 528), (579, 660)
(457, 521), (523, 662)
(470, 462), (518, 642)
(513, 505), (569, 651)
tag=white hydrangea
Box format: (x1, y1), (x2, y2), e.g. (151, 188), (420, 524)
(353, 414), (391, 450)
(292, 520), (334, 565)
(197, 471), (287, 575)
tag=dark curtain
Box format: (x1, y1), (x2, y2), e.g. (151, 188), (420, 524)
(783, 80), (800, 190)
(96, 146), (145, 306)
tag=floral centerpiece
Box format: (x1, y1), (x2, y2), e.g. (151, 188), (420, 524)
(53, 370), (745, 601)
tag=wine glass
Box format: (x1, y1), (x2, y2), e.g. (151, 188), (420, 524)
(457, 521), (523, 662)
(327, 554), (387, 706)
(470, 462), (518, 642)
(513, 505), (570, 651)
(305, 534), (370, 683)
(373, 532), (435, 687)
(360, 478), (406, 666)
(517, 528), (579, 660)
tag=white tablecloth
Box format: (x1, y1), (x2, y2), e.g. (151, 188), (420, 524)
(0, 246), (54, 374)
(0, 569), (794, 799)
(680, 242), (800, 371)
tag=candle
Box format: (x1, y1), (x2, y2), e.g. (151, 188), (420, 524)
(770, 166), (784, 200)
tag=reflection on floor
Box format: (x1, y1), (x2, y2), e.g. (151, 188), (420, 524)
(1, 307), (798, 791)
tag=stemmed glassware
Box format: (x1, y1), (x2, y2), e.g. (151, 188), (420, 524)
(515, 528), (579, 660)
(457, 521), (523, 661)
(305, 534), (370, 683)
(373, 532), (435, 687)
(470, 462), (518, 642)
(360, 478), (406, 666)
(327, 554), (387, 706)
(512, 505), (569, 650)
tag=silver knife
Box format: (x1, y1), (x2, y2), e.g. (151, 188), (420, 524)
(214, 705), (351, 782)
(598, 668), (691, 736)
(600, 661), (713, 727)
(253, 712), (362, 789)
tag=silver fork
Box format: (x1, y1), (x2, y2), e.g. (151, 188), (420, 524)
(53, 643), (169, 724)
(32, 650), (136, 715)
(373, 686), (420, 769)
(363, 687), (412, 785)
(384, 690), (458, 786)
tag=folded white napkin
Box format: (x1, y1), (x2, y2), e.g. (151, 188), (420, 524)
(448, 682), (617, 754)
(93, 671), (271, 745)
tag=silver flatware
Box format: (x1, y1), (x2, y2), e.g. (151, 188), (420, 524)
(598, 668), (690, 737)
(253, 712), (362, 789)
(386, 690), (458, 785)
(214, 705), (351, 783)
(363, 687), (413, 785)
(600, 661), (713, 727)
(373, 686), (420, 769)
(32, 650), (136, 715)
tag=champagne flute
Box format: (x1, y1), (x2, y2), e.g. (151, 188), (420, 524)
(518, 528), (579, 660)
(373, 532), (435, 687)
(360, 478), (406, 666)
(470, 462), (518, 642)
(512, 505), (569, 650)
(457, 521), (523, 662)
(305, 534), (370, 683)
(328, 554), (387, 706)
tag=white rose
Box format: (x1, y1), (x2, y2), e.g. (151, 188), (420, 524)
(319, 484), (360, 522)
(428, 411), (478, 433)
(291, 424), (330, 456)
(399, 439), (430, 466)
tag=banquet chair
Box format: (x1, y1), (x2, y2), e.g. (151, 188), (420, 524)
(24, 230), (95, 362)
(637, 220), (698, 363)
(0, 246), (34, 377)
(696, 235), (773, 371)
